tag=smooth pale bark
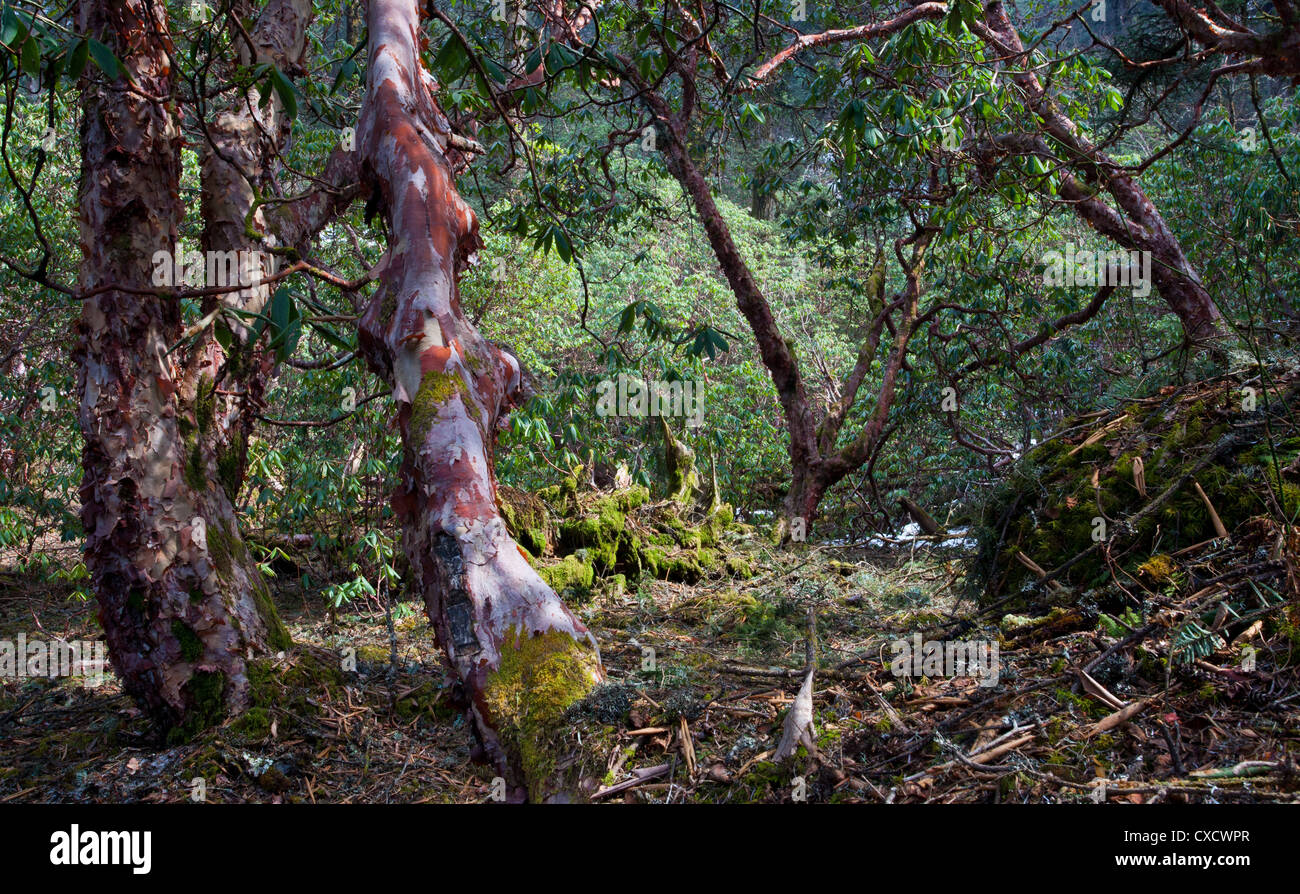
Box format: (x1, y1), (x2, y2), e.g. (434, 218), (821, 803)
(356, 0), (600, 801)
(76, 0), (290, 736)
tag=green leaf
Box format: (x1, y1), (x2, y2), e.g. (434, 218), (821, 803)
(553, 227), (573, 263)
(308, 321), (353, 352)
(86, 38), (120, 80)
(0, 7), (24, 49)
(267, 287), (291, 341)
(618, 303), (637, 335)
(20, 34), (39, 77)
(433, 35), (469, 80)
(523, 45), (543, 74)
(270, 67), (298, 118)
(480, 56), (508, 85)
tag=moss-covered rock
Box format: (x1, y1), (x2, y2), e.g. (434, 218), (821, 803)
(972, 370), (1300, 614)
(538, 554), (595, 598)
(498, 485), (552, 556)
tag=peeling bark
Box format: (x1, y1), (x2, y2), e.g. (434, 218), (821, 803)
(75, 0), (289, 738)
(356, 0), (600, 801)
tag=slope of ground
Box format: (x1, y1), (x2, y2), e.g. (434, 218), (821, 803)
(3, 522), (1296, 803)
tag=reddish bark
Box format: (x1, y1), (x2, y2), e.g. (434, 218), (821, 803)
(977, 0), (1225, 343)
(356, 0), (600, 801)
(1150, 0), (1300, 76)
(75, 0), (290, 736)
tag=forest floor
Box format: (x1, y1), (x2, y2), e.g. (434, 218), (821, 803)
(2, 524), (1296, 803)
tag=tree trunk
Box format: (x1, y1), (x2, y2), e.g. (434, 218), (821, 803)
(75, 0), (289, 740)
(198, 0), (312, 502)
(355, 0), (601, 802)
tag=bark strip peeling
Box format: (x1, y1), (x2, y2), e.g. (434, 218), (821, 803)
(355, 0), (601, 801)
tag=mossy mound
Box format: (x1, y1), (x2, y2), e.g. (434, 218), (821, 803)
(499, 474), (754, 592)
(972, 368), (1300, 613)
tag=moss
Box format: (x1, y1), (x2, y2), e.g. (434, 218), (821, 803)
(660, 419), (700, 504)
(195, 378), (217, 435)
(230, 705), (272, 739)
(558, 517), (620, 569)
(482, 628), (599, 801)
(600, 485), (650, 513)
(251, 576), (293, 652)
(498, 485), (551, 556)
(216, 441), (244, 503)
(394, 681), (453, 721)
(724, 555), (754, 578)
(410, 369), (475, 436)
(615, 533), (644, 577)
(172, 620), (204, 662)
(206, 520), (235, 577)
(166, 670), (227, 744)
(1138, 554), (1176, 583)
(184, 441), (207, 492)
(181, 380), (220, 493)
(663, 514), (704, 548)
(538, 554), (595, 596)
(242, 649), (346, 738)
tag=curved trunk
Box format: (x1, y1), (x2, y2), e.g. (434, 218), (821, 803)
(76, 0), (289, 739)
(980, 0), (1225, 344)
(356, 0), (600, 802)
